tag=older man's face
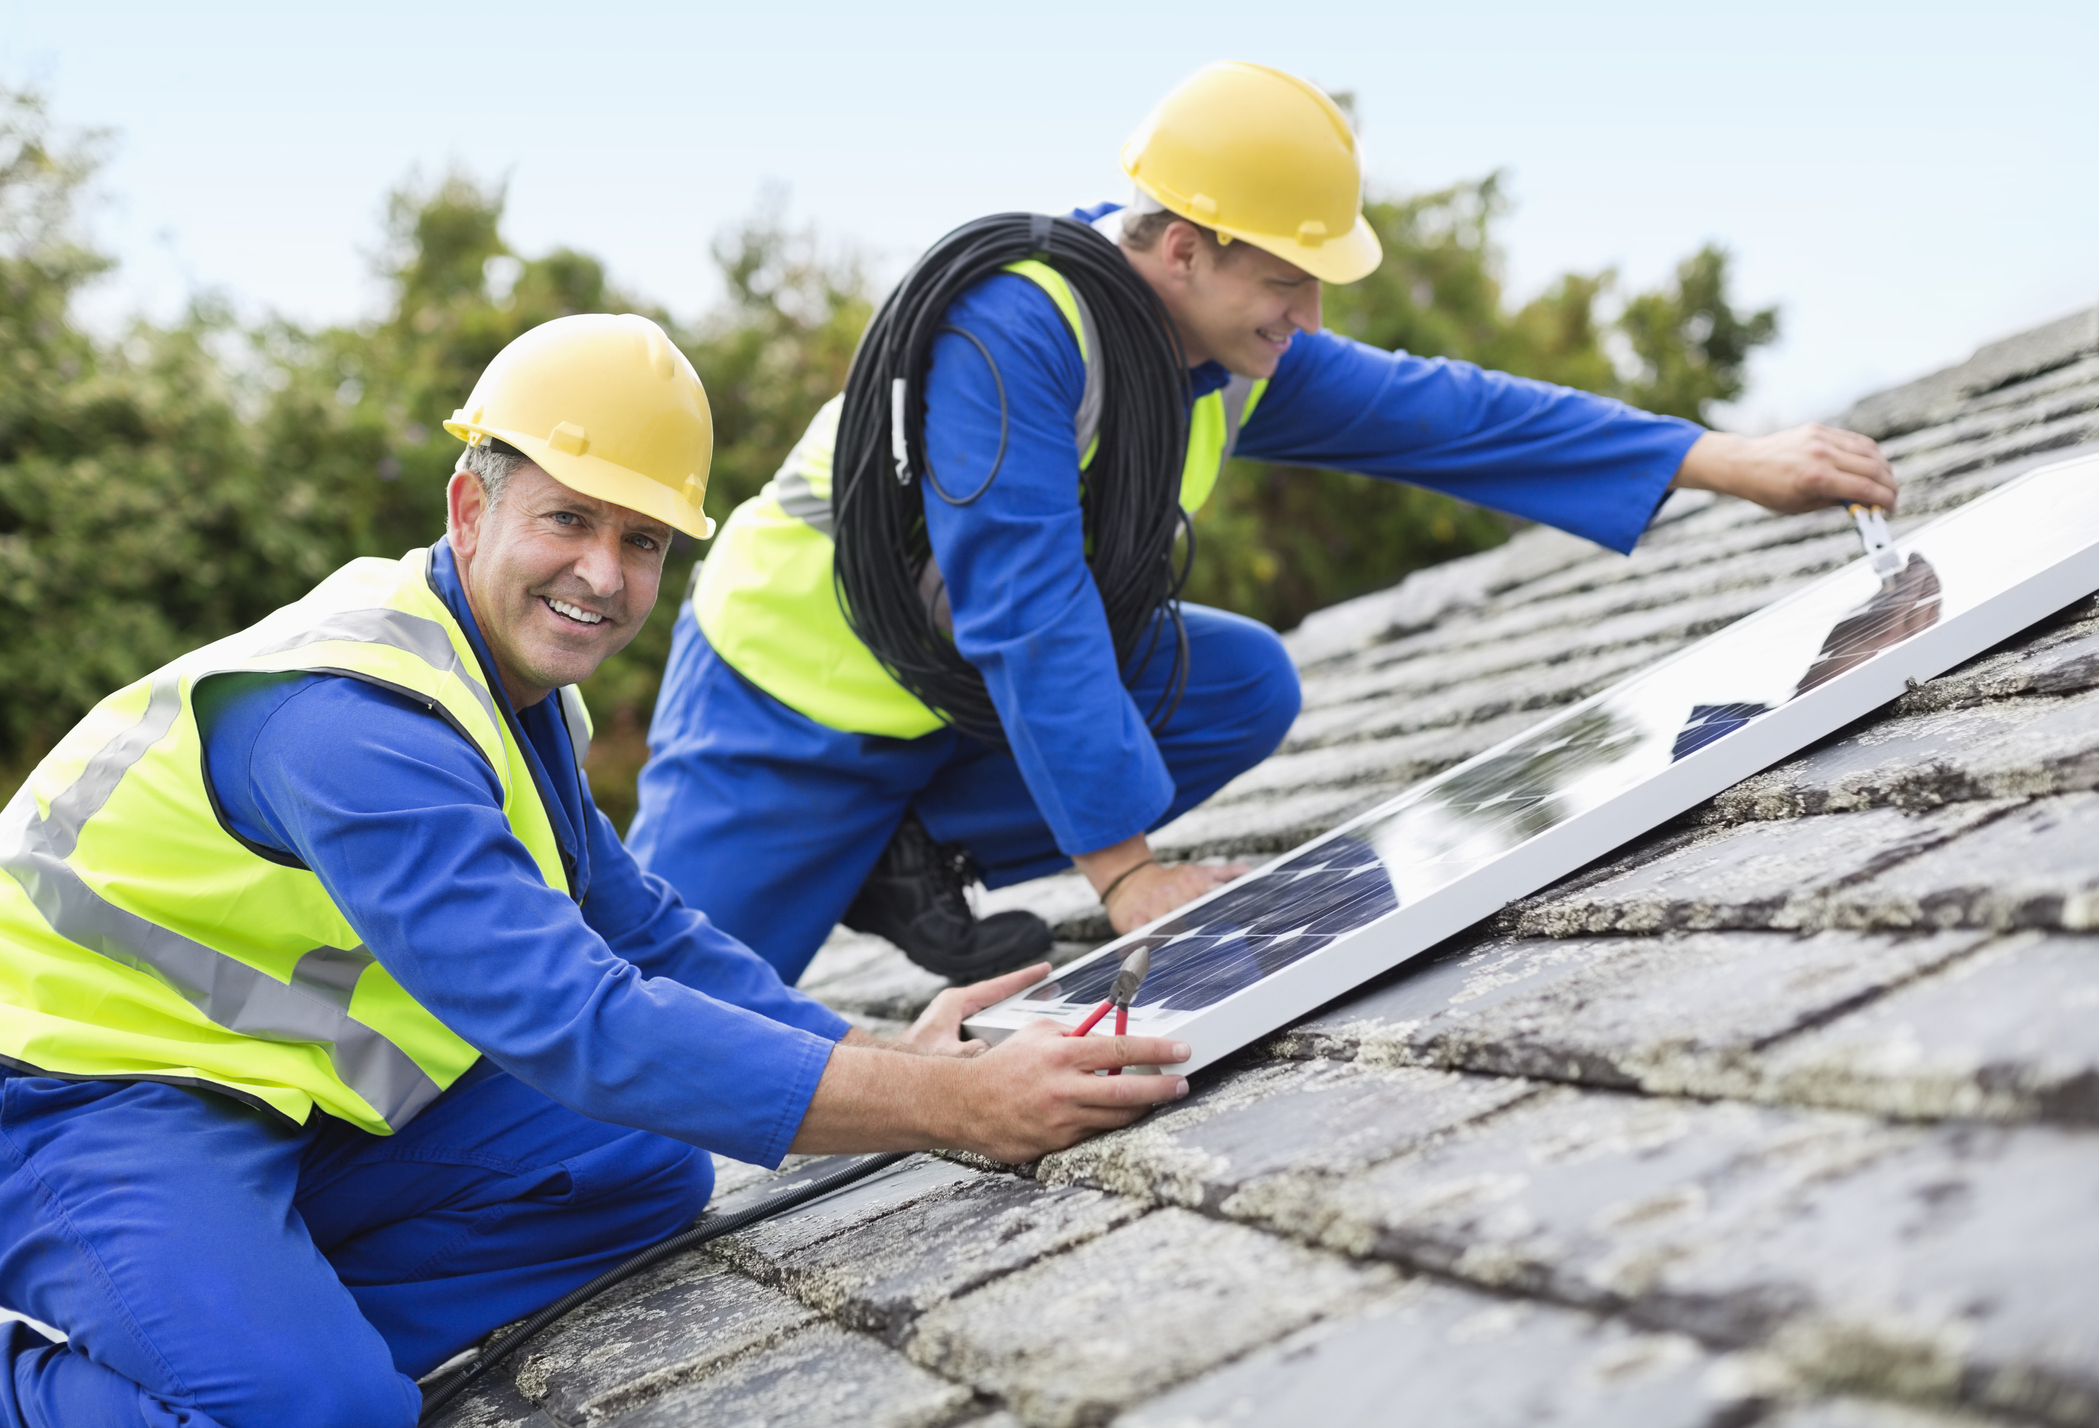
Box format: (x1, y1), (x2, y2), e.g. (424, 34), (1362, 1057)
(447, 461), (674, 710)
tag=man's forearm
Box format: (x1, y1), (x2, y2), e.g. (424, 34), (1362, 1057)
(1074, 832), (1245, 936)
(789, 1043), (957, 1154)
(1073, 833), (1154, 897)
(789, 1021), (1194, 1163)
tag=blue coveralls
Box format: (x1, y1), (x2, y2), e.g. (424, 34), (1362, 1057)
(0, 542), (847, 1428)
(627, 207), (1704, 983)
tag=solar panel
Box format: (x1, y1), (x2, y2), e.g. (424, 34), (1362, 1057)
(963, 452), (2099, 1073)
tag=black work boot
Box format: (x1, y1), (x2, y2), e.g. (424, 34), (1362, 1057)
(842, 815), (1053, 981)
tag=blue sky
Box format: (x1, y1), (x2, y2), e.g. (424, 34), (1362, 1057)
(3, 0), (2093, 429)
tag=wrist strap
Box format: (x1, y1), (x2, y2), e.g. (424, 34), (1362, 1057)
(1099, 858), (1157, 906)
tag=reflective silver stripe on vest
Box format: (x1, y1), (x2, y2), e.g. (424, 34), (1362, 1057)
(1068, 284), (1105, 464)
(1220, 374), (1257, 463)
(38, 678), (185, 860)
(558, 686), (592, 771)
(0, 676), (444, 1126)
(773, 467), (836, 538)
(0, 593), (508, 1128)
(250, 608), (501, 742)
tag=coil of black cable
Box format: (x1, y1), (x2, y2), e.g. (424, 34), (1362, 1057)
(831, 212), (1195, 748)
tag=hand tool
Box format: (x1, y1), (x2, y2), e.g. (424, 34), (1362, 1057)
(1063, 945), (1152, 1073)
(1848, 502), (1902, 583)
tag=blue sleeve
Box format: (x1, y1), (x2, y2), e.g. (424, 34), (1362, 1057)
(576, 800), (848, 1042)
(200, 672), (842, 1165)
(1237, 330), (1704, 555)
(919, 274), (1176, 857)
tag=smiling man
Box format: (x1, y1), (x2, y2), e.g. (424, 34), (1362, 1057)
(627, 60), (1901, 988)
(0, 314), (1182, 1428)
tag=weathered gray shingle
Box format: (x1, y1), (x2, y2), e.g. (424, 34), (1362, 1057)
(1036, 1061), (1535, 1209)
(1117, 1279), (1746, 1428)
(1275, 929), (1990, 1103)
(715, 1169), (1145, 1342)
(510, 1252), (815, 1422)
(1757, 933), (2099, 1123)
(904, 1208), (1395, 1428)
(1501, 803), (2015, 936)
(604, 1323), (972, 1428)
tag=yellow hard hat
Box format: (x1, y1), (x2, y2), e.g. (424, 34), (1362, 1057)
(444, 313), (716, 539)
(1121, 61), (1382, 286)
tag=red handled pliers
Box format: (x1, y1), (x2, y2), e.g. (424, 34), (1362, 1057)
(1064, 945), (1151, 1074)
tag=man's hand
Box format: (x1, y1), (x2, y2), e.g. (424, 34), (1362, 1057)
(849, 963), (1051, 1058)
(951, 1022), (1192, 1163)
(1100, 860), (1245, 935)
(1673, 425), (1897, 515)
(1073, 833), (1248, 935)
(789, 1020), (1191, 1160)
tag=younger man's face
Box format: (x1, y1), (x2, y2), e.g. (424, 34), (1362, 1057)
(1140, 220), (1324, 378)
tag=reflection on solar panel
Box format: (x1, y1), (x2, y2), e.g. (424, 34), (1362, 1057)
(966, 453), (2099, 1074)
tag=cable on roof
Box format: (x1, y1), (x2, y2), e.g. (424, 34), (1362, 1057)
(832, 212), (1195, 748)
(416, 1152), (910, 1423)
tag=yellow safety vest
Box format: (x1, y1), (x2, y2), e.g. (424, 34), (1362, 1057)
(695, 260), (1268, 738)
(0, 548), (586, 1134)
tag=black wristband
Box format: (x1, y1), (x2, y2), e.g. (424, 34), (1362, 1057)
(1099, 858), (1157, 907)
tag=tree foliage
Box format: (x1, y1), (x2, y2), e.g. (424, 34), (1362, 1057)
(0, 93), (333, 775)
(0, 88), (1778, 826)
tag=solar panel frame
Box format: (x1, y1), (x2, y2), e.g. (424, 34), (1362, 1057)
(963, 452), (2099, 1074)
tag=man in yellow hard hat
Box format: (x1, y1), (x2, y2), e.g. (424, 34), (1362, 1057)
(0, 314), (1184, 1427)
(627, 60), (1899, 985)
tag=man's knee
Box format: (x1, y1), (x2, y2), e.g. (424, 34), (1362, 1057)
(609, 1135), (715, 1241)
(662, 1142), (716, 1227)
(149, 1302), (417, 1428)
(1197, 612), (1302, 753)
(1245, 629), (1302, 750)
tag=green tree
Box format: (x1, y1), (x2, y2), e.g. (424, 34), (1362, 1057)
(1618, 243), (1779, 420)
(0, 93), (346, 781)
(0, 128), (869, 823)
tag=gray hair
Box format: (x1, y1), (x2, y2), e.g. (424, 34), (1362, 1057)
(455, 438), (529, 508)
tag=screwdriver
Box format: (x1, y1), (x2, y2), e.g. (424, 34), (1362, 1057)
(1847, 503), (1903, 583)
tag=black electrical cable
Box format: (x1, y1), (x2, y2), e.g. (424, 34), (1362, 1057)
(920, 325), (1007, 506)
(416, 1152), (909, 1424)
(832, 212), (1194, 748)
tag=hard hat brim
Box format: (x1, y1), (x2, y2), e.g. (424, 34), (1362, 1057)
(1122, 173), (1385, 286)
(443, 420), (716, 540)
(1221, 211), (1383, 286)
(1225, 213), (1385, 287)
